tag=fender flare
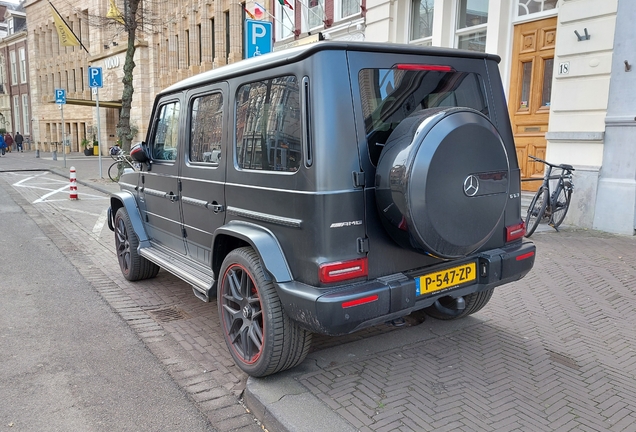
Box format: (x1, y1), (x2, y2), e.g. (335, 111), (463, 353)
(213, 221), (293, 283)
(108, 191), (150, 248)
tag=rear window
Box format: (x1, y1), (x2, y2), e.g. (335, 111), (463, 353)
(359, 67), (489, 165)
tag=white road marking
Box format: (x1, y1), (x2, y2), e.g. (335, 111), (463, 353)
(7, 171), (107, 202)
(33, 184), (70, 203)
(92, 209), (108, 237)
(55, 206), (102, 217)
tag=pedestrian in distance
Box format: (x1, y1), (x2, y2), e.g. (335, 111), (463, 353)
(0, 133), (6, 156)
(4, 132), (13, 152)
(15, 131), (23, 152)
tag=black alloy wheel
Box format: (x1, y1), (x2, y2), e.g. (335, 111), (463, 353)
(114, 208), (159, 281)
(218, 247), (311, 377)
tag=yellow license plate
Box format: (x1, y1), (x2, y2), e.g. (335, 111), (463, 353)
(415, 262), (477, 296)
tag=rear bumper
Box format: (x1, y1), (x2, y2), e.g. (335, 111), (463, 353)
(276, 241), (535, 335)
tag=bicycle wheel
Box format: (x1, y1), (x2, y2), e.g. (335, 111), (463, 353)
(550, 184), (572, 228)
(525, 187), (548, 237)
(108, 161), (122, 182)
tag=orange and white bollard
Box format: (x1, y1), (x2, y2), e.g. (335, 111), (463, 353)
(69, 166), (78, 200)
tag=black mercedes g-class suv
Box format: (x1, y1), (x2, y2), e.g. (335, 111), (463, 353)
(108, 41), (535, 377)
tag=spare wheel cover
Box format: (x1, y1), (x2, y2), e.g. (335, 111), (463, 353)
(375, 107), (509, 258)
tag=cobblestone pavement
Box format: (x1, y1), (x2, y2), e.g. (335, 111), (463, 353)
(2, 154), (636, 431)
(289, 228), (636, 432)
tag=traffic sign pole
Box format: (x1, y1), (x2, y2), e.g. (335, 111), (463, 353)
(96, 88), (102, 178)
(54, 89), (67, 168)
(61, 104), (67, 168)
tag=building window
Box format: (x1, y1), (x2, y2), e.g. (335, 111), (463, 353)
(410, 0), (434, 44)
(518, 0), (557, 17)
(0, 56), (5, 93)
(224, 11), (230, 60)
(276, 2), (294, 40)
(9, 51), (17, 85)
(338, 0), (359, 20)
(456, 0), (488, 52)
(13, 96), (20, 132)
(22, 94), (29, 134)
(8, 18), (13, 35)
(306, 0), (324, 30)
(210, 18), (216, 61)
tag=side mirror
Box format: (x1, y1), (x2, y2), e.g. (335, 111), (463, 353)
(130, 142), (152, 170)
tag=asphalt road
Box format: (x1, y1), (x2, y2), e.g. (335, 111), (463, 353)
(0, 176), (215, 430)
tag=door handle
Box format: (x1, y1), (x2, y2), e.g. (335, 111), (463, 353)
(167, 193), (178, 202)
(209, 202), (224, 213)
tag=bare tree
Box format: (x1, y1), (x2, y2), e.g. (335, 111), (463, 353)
(117, 0), (140, 152)
(80, 0), (160, 152)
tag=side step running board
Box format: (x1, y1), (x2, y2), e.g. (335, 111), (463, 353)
(140, 245), (216, 302)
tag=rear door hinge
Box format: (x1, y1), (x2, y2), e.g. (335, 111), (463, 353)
(178, 179), (182, 192)
(182, 227), (187, 238)
(357, 237), (369, 254)
(352, 171), (365, 188)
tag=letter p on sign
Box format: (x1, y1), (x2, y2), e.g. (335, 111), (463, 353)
(252, 24), (267, 45)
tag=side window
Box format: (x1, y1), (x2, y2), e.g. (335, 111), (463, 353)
(151, 101), (180, 161)
(190, 93), (223, 164)
(235, 76), (301, 172)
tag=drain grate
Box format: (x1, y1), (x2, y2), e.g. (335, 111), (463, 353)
(547, 350), (580, 370)
(147, 306), (191, 323)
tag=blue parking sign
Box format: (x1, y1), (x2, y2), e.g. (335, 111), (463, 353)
(88, 66), (103, 88)
(55, 89), (66, 104)
(245, 20), (272, 58)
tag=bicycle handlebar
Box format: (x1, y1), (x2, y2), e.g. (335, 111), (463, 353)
(528, 155), (575, 171)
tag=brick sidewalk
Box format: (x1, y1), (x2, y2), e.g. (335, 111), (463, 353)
(249, 228), (636, 431)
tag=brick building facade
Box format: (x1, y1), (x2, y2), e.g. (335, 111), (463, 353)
(25, 0), (252, 154)
(0, 1), (30, 147)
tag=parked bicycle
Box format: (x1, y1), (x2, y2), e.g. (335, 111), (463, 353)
(108, 145), (138, 182)
(525, 155), (575, 237)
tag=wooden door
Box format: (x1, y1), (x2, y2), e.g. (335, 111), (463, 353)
(508, 17), (557, 191)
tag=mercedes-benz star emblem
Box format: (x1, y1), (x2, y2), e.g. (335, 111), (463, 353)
(463, 175), (480, 197)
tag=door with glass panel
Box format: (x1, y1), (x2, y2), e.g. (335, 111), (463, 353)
(508, 17), (557, 191)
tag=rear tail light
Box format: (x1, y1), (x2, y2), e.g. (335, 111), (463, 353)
(319, 258), (368, 283)
(396, 64), (455, 72)
(506, 221), (526, 242)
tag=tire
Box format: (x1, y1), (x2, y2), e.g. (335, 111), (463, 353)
(108, 162), (121, 182)
(375, 108), (509, 258)
(550, 185), (572, 228)
(525, 187), (548, 238)
(218, 247), (312, 377)
(424, 288), (494, 320)
(114, 208), (160, 281)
